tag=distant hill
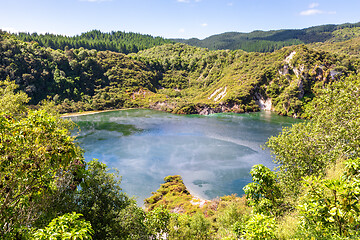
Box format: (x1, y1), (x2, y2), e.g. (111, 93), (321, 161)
(173, 22), (360, 52)
(11, 30), (173, 54)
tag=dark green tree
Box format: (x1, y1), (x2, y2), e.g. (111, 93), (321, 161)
(243, 164), (283, 216)
(75, 160), (148, 240)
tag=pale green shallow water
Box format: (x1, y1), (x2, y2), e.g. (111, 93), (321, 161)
(69, 109), (299, 204)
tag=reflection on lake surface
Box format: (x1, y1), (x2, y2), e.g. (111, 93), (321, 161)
(69, 109), (299, 204)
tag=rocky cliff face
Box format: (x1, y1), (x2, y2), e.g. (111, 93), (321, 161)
(256, 48), (347, 118)
(255, 93), (272, 111)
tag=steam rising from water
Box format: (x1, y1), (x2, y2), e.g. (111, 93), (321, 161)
(70, 109), (298, 204)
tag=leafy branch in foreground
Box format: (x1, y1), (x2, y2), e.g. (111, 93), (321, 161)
(32, 212), (94, 240)
(297, 158), (360, 239)
(243, 164), (283, 216)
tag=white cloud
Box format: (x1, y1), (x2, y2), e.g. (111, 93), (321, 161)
(179, 28), (185, 33)
(201, 23), (208, 27)
(300, 9), (323, 16)
(227, 2), (233, 6)
(300, 3), (336, 16)
(309, 2), (319, 9)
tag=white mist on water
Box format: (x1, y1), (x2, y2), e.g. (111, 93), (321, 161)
(70, 109), (299, 204)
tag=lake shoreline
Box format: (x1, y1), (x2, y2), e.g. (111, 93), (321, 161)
(61, 107), (273, 118)
(61, 108), (137, 117)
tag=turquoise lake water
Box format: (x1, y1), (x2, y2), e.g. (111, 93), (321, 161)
(69, 109), (299, 204)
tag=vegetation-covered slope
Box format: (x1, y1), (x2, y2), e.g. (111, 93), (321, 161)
(174, 22), (360, 52)
(311, 36), (360, 56)
(134, 42), (359, 117)
(0, 31), (162, 112)
(2, 29), (360, 117)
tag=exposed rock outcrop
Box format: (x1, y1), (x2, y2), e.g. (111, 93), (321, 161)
(208, 86), (228, 102)
(255, 93), (272, 111)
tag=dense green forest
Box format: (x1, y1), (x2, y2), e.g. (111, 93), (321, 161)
(1, 22), (360, 239)
(174, 22), (360, 52)
(13, 30), (173, 54)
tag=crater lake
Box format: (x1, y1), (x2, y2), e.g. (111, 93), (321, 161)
(69, 109), (299, 204)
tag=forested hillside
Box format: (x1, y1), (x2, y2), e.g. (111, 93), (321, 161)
(133, 42), (360, 117)
(13, 29), (173, 54)
(1, 30), (359, 117)
(0, 31), (161, 112)
(311, 36), (360, 56)
(174, 22), (360, 52)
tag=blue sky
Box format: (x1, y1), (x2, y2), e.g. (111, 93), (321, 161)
(1, 0), (359, 39)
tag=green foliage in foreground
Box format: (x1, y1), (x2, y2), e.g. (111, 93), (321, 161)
(0, 80), (85, 239)
(243, 164), (283, 216)
(145, 176), (254, 239)
(297, 158), (360, 239)
(168, 212), (212, 240)
(0, 79), (147, 239)
(244, 213), (277, 240)
(267, 74), (360, 197)
(76, 160), (147, 240)
(33, 212), (94, 240)
(41, 158), (149, 240)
